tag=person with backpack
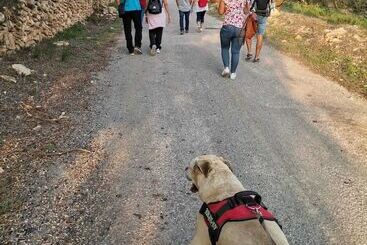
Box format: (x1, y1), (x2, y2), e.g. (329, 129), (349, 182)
(217, 0), (247, 80)
(247, 0), (274, 62)
(146, 0), (171, 56)
(176, 0), (192, 35)
(192, 0), (208, 32)
(116, 0), (144, 55)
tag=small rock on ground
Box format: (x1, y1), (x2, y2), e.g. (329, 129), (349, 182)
(0, 12), (5, 23)
(0, 75), (17, 83)
(12, 64), (32, 76)
(32, 125), (42, 131)
(53, 41), (70, 47)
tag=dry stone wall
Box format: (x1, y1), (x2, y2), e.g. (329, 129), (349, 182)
(0, 0), (114, 55)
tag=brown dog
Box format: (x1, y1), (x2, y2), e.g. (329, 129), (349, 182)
(186, 155), (289, 245)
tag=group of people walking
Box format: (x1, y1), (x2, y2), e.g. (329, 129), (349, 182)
(116, 0), (209, 56)
(115, 0), (170, 56)
(177, 0), (209, 34)
(116, 0), (274, 79)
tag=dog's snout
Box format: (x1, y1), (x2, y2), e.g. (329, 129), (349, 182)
(185, 167), (192, 181)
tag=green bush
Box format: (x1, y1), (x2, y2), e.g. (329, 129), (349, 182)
(284, 2), (367, 29)
(287, 0), (367, 16)
(0, 0), (18, 9)
(55, 23), (87, 40)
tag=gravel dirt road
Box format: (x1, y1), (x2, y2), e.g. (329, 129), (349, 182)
(3, 3), (367, 244)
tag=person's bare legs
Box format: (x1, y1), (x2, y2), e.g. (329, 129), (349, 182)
(245, 37), (252, 57)
(255, 34), (263, 60)
(245, 37), (253, 60)
(246, 38), (252, 54)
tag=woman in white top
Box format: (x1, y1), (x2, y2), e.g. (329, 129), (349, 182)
(192, 0), (209, 32)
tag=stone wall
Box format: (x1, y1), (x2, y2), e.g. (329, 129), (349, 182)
(0, 0), (114, 55)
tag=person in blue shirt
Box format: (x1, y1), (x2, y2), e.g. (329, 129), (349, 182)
(116, 0), (143, 55)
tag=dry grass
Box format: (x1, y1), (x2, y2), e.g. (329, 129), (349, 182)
(267, 11), (367, 97)
(0, 14), (121, 234)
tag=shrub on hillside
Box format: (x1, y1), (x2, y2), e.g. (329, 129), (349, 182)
(289, 0), (366, 16)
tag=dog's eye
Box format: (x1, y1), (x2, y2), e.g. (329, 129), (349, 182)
(190, 184), (198, 193)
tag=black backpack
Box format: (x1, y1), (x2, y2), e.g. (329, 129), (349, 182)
(147, 0), (162, 14)
(252, 0), (272, 17)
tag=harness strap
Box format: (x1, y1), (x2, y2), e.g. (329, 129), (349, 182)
(200, 191), (281, 245)
(199, 203), (219, 245)
(214, 191), (260, 219)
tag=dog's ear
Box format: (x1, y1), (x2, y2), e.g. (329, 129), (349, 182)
(220, 157), (233, 172)
(201, 160), (212, 177)
(193, 160), (212, 178)
(197, 160), (212, 177)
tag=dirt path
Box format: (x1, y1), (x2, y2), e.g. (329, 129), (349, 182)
(2, 3), (367, 244)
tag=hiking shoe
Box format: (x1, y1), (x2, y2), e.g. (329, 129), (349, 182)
(197, 22), (201, 32)
(221, 67), (230, 78)
(156, 48), (161, 54)
(134, 47), (143, 55)
(230, 73), (237, 80)
(245, 53), (253, 61)
(150, 45), (157, 56)
(253, 57), (260, 63)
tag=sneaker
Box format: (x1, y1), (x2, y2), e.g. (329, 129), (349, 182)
(156, 48), (161, 54)
(197, 22), (201, 32)
(253, 57), (260, 63)
(129, 52), (135, 56)
(150, 45), (157, 56)
(180, 30), (184, 35)
(134, 47), (143, 55)
(221, 67), (230, 78)
(245, 53), (253, 61)
(185, 29), (189, 33)
(230, 73), (237, 80)
(199, 26), (203, 32)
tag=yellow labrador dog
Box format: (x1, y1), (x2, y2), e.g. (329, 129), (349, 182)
(186, 155), (289, 245)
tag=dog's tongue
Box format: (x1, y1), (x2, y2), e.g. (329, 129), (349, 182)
(190, 184), (198, 193)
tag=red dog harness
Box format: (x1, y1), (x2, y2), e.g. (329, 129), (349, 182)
(199, 191), (281, 245)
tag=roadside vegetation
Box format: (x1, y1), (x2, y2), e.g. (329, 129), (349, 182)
(0, 13), (121, 239)
(267, 3), (367, 97)
(207, 1), (367, 97)
(0, 0), (18, 9)
(283, 2), (367, 29)
(287, 0), (367, 16)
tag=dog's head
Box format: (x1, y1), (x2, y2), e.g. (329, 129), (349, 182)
(185, 155), (233, 193)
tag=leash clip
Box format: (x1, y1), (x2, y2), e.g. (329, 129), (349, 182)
(246, 204), (263, 216)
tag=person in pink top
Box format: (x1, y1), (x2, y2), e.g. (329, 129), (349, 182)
(146, 0), (171, 56)
(218, 0), (247, 80)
